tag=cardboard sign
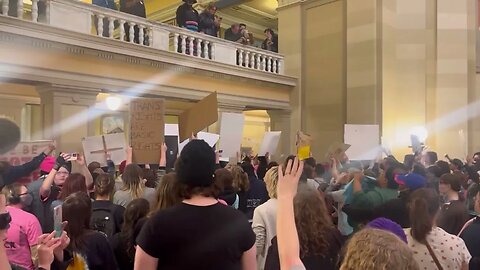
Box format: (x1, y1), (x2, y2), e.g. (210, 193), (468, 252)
(130, 99), (165, 164)
(197, 132), (220, 147)
(219, 112), (245, 159)
(82, 133), (126, 166)
(344, 124), (380, 160)
(258, 131), (282, 156)
(0, 140), (54, 183)
(326, 142), (351, 160)
(178, 92), (218, 142)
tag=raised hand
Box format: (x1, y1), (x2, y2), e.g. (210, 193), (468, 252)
(277, 157), (304, 199)
(75, 153), (86, 166)
(43, 144), (56, 156)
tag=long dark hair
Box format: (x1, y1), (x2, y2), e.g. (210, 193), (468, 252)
(59, 173), (87, 201)
(408, 188), (440, 243)
(120, 198), (150, 260)
(63, 192), (93, 251)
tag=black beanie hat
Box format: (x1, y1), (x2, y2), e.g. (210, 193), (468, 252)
(175, 140), (216, 187)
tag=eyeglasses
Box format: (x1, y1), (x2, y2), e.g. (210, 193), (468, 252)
(56, 171), (69, 176)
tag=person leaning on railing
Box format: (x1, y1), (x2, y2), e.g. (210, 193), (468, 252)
(120, 0), (146, 44)
(198, 3), (220, 37)
(92, 0), (117, 37)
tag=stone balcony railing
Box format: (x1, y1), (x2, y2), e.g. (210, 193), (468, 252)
(0, 0), (284, 75)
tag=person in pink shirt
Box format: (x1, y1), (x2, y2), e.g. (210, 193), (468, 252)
(3, 184), (42, 270)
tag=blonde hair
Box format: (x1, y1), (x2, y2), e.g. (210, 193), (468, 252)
(264, 166), (279, 198)
(340, 228), (419, 270)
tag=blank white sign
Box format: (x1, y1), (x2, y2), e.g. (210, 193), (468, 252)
(344, 125), (380, 160)
(258, 131), (282, 156)
(219, 113), (245, 159)
(197, 132), (220, 147)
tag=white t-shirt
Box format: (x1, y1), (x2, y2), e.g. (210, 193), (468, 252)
(405, 227), (471, 270)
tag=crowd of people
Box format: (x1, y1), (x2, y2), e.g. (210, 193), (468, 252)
(176, 0), (279, 53)
(2, 115), (480, 269)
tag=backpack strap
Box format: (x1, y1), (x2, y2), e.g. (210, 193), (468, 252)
(424, 240), (444, 270)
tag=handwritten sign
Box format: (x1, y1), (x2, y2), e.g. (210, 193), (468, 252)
(130, 99), (165, 164)
(0, 140), (54, 183)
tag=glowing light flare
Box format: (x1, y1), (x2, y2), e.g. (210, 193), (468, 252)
(106, 95), (122, 111)
(409, 126), (428, 143)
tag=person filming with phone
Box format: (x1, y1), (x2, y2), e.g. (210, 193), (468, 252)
(33, 153), (93, 233)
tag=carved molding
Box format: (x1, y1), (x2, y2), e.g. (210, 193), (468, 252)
(0, 64), (290, 110)
(0, 31), (294, 91)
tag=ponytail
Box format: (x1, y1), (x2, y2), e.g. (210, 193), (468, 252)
(409, 188), (440, 243)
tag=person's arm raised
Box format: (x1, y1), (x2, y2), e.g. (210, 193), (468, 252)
(40, 153), (69, 199)
(277, 157), (304, 270)
(159, 143), (167, 168)
(126, 146), (133, 166)
(73, 154), (93, 188)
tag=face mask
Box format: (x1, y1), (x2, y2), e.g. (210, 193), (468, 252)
(20, 194), (33, 207)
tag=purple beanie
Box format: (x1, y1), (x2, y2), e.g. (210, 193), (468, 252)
(366, 218), (408, 243)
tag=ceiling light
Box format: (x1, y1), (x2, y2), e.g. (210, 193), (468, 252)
(106, 95), (122, 111)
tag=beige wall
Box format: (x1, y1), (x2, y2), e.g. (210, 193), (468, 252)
(303, 0), (345, 160)
(278, 0), (478, 160)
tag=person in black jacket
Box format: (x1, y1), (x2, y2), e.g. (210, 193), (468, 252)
(176, 0), (199, 30)
(120, 0), (146, 44)
(198, 3), (220, 37)
(1, 144), (55, 188)
(261, 29), (278, 53)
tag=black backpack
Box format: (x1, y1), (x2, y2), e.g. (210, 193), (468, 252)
(90, 205), (115, 238)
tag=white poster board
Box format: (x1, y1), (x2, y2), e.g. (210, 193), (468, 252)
(258, 131), (282, 156)
(219, 113), (245, 158)
(344, 125), (380, 160)
(165, 124), (179, 137)
(82, 133), (126, 166)
(197, 132), (220, 147)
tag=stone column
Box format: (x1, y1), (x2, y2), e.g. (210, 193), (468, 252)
(277, 0), (303, 158)
(433, 0), (476, 158)
(346, 0), (382, 125)
(37, 84), (100, 152)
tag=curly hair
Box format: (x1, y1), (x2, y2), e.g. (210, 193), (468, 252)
(294, 184), (335, 257)
(226, 164), (249, 192)
(264, 166), (278, 198)
(340, 228), (419, 270)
